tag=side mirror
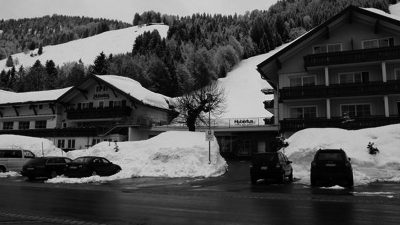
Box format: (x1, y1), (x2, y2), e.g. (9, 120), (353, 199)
(348, 158), (351, 161)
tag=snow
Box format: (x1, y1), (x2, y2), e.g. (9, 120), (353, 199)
(47, 131), (227, 183)
(0, 25), (169, 71)
(0, 134), (63, 157)
(0, 87), (71, 105)
(96, 75), (171, 110)
(217, 43), (289, 118)
(0, 171), (21, 178)
(389, 2), (400, 17)
(284, 124), (400, 186)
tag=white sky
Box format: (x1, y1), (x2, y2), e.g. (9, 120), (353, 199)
(0, 0), (277, 23)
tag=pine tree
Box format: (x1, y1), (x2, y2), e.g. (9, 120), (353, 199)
(5, 55), (14, 67)
(90, 51), (108, 75)
(45, 60), (58, 89)
(38, 45), (43, 55)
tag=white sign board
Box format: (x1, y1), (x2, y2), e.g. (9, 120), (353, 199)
(205, 130), (214, 141)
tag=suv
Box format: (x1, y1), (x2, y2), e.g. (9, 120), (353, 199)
(310, 149), (353, 188)
(0, 149), (36, 172)
(250, 152), (293, 184)
(21, 157), (72, 180)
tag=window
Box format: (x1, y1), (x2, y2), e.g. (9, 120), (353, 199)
(289, 75), (316, 87)
(290, 106), (317, 119)
(23, 150), (35, 158)
(362, 37), (394, 49)
(313, 45), (327, 54)
(38, 105), (43, 109)
(35, 120), (47, 129)
(57, 139), (65, 149)
(67, 139), (75, 149)
(18, 121), (30, 130)
(3, 122), (13, 130)
(313, 43), (342, 53)
(81, 102), (93, 109)
(339, 72), (369, 84)
(341, 104), (371, 117)
(98, 101), (104, 108)
(109, 101), (114, 108)
(92, 139), (101, 146)
(327, 43), (342, 52)
(95, 85), (108, 92)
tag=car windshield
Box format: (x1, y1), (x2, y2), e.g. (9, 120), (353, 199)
(317, 152), (345, 161)
(72, 157), (93, 164)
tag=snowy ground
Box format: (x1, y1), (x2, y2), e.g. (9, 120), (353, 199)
(284, 124), (400, 186)
(47, 131), (227, 183)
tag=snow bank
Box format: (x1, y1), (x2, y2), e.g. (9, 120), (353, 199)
(284, 124), (400, 185)
(0, 134), (63, 157)
(48, 131), (228, 183)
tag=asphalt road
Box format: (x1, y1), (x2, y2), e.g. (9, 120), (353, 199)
(0, 161), (399, 225)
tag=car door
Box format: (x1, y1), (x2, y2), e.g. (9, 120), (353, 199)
(91, 158), (108, 176)
(7, 150), (24, 172)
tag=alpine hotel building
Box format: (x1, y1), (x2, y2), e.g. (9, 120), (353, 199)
(257, 6), (400, 136)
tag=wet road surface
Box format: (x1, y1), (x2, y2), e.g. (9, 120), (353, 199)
(0, 161), (399, 225)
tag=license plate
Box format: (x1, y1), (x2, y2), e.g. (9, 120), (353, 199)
(261, 166), (268, 170)
(325, 163), (336, 167)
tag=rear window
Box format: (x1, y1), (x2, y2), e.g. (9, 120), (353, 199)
(316, 152), (345, 161)
(252, 153), (277, 164)
(0, 150), (22, 158)
(72, 157), (92, 164)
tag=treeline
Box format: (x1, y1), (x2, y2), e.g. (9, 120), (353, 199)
(0, 15), (130, 60)
(0, 0), (392, 96)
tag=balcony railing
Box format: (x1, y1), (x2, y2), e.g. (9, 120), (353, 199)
(0, 127), (99, 137)
(304, 46), (400, 67)
(280, 80), (400, 100)
(66, 106), (132, 120)
(263, 100), (274, 109)
(280, 116), (400, 131)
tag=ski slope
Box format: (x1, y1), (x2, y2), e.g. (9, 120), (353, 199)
(0, 25), (169, 71)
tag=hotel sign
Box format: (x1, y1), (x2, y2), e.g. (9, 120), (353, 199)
(233, 118), (256, 126)
(93, 93), (110, 100)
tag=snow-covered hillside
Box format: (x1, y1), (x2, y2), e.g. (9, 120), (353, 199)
(0, 25), (169, 71)
(217, 43), (289, 119)
(285, 124), (400, 186)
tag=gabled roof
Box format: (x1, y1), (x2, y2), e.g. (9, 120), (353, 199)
(257, 6), (400, 76)
(0, 87), (72, 106)
(58, 74), (172, 111)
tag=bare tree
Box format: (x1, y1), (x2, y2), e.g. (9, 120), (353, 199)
(174, 82), (225, 131)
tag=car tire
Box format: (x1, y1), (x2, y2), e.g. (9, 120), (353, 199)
(49, 171), (57, 178)
(0, 166), (5, 173)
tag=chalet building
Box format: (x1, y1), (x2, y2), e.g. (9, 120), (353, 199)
(257, 6), (400, 136)
(0, 75), (175, 150)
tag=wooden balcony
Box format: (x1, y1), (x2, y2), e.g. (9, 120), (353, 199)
(0, 127), (99, 137)
(304, 46), (400, 67)
(263, 100), (274, 109)
(280, 80), (400, 100)
(66, 106), (132, 120)
(280, 116), (400, 131)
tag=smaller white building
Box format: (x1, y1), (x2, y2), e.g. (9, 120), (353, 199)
(0, 74), (176, 151)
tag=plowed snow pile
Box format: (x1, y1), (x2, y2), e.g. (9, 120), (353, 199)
(48, 131), (227, 183)
(284, 124), (400, 185)
(0, 134), (63, 157)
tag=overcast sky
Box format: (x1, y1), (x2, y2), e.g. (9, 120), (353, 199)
(0, 0), (276, 23)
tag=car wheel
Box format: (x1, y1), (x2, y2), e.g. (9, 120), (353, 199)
(0, 166), (5, 173)
(288, 170), (294, 182)
(49, 171), (57, 178)
(91, 171), (97, 176)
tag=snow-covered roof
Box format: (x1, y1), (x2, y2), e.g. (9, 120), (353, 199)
(0, 87), (72, 105)
(95, 75), (171, 110)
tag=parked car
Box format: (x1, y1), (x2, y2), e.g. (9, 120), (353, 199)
(250, 152), (293, 184)
(310, 149), (354, 188)
(65, 156), (121, 178)
(21, 157), (72, 180)
(0, 149), (35, 173)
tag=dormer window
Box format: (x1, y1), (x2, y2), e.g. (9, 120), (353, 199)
(289, 75), (316, 87)
(362, 37), (394, 49)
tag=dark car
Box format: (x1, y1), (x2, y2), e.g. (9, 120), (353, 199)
(310, 149), (353, 188)
(250, 152), (293, 184)
(65, 156), (121, 178)
(21, 157), (72, 180)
